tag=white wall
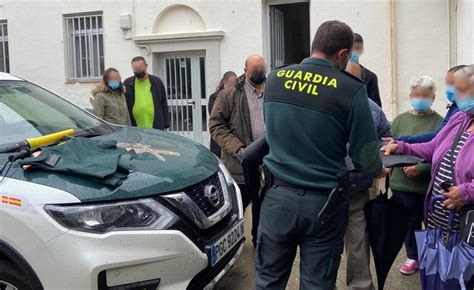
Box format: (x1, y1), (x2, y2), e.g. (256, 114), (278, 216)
(2, 0), (264, 108)
(395, 0), (449, 116)
(457, 0), (474, 65)
(0, 0), (468, 120)
(309, 0), (393, 115)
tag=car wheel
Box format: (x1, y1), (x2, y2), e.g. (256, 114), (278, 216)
(0, 260), (34, 290)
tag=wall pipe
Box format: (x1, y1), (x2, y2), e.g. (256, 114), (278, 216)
(389, 0), (398, 118)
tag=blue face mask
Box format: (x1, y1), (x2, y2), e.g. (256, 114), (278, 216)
(108, 81), (121, 90)
(411, 98), (433, 112)
(445, 86), (456, 103)
(349, 53), (360, 63)
(456, 96), (474, 115)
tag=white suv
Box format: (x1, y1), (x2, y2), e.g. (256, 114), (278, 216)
(0, 74), (244, 290)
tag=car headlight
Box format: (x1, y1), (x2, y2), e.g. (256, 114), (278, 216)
(44, 198), (177, 234)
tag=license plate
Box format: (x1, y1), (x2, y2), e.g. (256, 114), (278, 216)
(208, 220), (244, 267)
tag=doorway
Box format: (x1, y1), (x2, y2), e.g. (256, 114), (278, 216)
(269, 2), (310, 70)
(155, 51), (208, 145)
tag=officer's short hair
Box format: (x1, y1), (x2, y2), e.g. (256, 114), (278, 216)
(409, 76), (436, 93)
(354, 33), (363, 44)
(311, 20), (354, 56)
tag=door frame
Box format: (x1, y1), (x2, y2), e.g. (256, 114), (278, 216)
(157, 51), (206, 143)
(263, 0), (311, 72)
(134, 31), (224, 146)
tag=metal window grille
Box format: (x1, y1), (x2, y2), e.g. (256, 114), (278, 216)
(64, 14), (104, 79)
(0, 21), (10, 73)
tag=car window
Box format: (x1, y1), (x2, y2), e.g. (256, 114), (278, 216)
(0, 80), (113, 146)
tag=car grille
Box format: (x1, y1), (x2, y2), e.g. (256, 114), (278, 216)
(184, 172), (225, 217)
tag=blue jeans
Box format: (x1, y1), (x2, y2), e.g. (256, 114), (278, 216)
(392, 190), (425, 260)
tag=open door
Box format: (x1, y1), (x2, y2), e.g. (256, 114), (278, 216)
(268, 2), (310, 70)
(270, 6), (285, 70)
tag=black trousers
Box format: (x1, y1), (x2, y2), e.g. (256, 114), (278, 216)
(392, 190), (425, 260)
(256, 185), (348, 290)
(238, 184), (261, 245)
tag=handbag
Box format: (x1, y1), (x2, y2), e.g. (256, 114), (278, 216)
(446, 122), (474, 246)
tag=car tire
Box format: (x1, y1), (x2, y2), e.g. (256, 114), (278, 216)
(0, 260), (34, 290)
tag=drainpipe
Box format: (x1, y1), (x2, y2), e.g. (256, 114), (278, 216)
(389, 0), (398, 119)
(448, 0), (458, 67)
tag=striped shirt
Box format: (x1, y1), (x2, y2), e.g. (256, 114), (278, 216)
(427, 131), (471, 241)
(244, 80), (266, 141)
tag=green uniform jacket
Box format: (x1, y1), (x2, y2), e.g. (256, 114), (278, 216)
(90, 84), (131, 126)
(263, 57), (383, 191)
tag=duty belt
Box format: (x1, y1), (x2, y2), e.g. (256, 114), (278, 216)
(272, 176), (331, 194)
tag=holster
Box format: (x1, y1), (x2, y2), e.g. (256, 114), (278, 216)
(317, 171), (358, 225)
(258, 164), (272, 201)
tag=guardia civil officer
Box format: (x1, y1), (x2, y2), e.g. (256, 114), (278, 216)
(256, 20), (389, 290)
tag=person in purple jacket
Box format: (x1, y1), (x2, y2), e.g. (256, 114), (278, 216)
(384, 64), (474, 249)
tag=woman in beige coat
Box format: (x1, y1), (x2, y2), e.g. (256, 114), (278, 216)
(90, 68), (131, 126)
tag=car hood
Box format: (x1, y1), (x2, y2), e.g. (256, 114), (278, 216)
(1, 127), (219, 202)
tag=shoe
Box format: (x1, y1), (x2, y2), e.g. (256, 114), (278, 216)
(400, 258), (419, 275)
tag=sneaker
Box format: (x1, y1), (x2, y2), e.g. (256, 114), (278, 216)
(400, 258), (419, 275)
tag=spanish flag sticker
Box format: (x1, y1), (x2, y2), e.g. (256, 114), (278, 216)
(1, 196), (22, 207)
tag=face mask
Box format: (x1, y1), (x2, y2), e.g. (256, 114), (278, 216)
(445, 86), (456, 103)
(108, 81), (121, 90)
(349, 53), (360, 63)
(134, 71), (146, 79)
(456, 96), (474, 115)
(250, 70), (266, 85)
(411, 98), (433, 112)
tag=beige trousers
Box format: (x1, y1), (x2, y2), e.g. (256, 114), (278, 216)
(344, 181), (380, 290)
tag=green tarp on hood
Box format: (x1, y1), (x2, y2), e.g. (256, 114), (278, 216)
(1, 127), (219, 202)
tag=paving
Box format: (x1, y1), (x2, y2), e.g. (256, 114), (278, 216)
(216, 209), (421, 290)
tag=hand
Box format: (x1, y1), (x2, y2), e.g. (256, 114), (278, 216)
(403, 166), (418, 178)
(381, 142), (398, 155)
(382, 137), (395, 144)
(376, 167), (391, 179)
(442, 186), (465, 210)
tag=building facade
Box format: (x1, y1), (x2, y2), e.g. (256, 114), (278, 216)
(0, 0), (472, 145)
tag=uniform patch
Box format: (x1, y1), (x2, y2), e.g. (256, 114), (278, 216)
(276, 68), (338, 96)
(117, 143), (180, 162)
(1, 195), (22, 207)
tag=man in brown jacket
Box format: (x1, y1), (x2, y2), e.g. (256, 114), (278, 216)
(209, 55), (267, 245)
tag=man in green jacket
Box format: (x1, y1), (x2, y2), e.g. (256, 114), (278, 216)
(256, 20), (388, 290)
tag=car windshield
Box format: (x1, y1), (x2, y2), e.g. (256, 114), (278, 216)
(0, 80), (114, 146)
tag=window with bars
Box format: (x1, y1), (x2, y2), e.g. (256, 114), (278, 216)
(0, 21), (10, 73)
(64, 13), (104, 80)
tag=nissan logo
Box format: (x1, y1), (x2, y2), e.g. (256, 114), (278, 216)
(204, 185), (221, 208)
